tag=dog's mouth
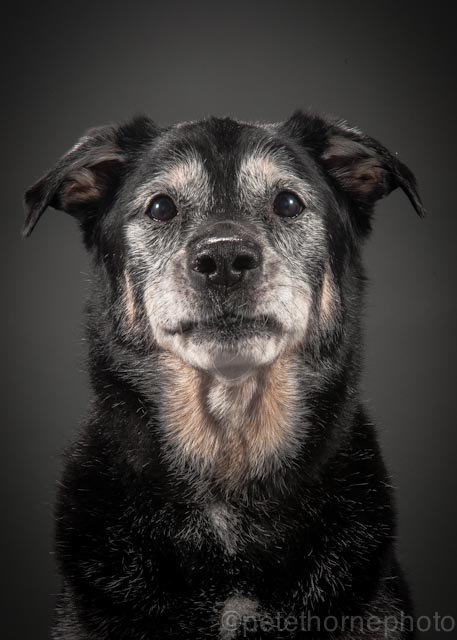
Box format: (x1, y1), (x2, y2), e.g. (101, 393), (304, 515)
(167, 313), (283, 340)
(161, 313), (288, 379)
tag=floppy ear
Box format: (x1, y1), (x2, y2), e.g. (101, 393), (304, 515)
(282, 111), (425, 229)
(23, 115), (157, 237)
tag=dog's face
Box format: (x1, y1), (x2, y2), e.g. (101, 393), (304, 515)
(24, 113), (424, 379)
(123, 121), (329, 378)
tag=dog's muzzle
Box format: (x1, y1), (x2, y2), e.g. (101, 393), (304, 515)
(158, 220), (291, 378)
(187, 221), (262, 290)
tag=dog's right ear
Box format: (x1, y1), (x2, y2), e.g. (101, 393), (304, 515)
(23, 116), (157, 237)
(281, 110), (425, 235)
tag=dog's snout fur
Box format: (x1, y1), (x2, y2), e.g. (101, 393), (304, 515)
(23, 111), (425, 639)
(188, 222), (262, 290)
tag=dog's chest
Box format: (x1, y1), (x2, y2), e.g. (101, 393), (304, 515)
(174, 501), (272, 558)
(206, 503), (240, 555)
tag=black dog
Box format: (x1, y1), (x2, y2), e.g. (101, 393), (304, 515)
(24, 111), (424, 639)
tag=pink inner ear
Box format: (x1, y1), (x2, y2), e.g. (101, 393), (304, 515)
(350, 160), (386, 196)
(60, 154), (124, 209)
(322, 136), (387, 200)
(61, 168), (102, 206)
(321, 135), (369, 162)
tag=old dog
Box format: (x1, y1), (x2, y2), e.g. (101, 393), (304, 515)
(24, 111), (425, 638)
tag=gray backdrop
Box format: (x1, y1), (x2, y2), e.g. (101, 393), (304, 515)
(2, 1), (456, 638)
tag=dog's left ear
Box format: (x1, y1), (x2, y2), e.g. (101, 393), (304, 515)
(23, 116), (157, 237)
(282, 111), (426, 225)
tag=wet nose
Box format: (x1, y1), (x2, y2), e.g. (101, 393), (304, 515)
(189, 233), (262, 289)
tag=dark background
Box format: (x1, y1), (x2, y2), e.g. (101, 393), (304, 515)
(1, 1), (456, 638)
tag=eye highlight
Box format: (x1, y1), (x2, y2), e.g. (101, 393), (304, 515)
(273, 191), (304, 218)
(146, 195), (178, 222)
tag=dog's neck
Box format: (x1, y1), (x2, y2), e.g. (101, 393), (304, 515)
(88, 272), (361, 496)
(157, 351), (303, 490)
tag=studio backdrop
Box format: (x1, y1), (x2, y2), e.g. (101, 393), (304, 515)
(1, 2), (456, 639)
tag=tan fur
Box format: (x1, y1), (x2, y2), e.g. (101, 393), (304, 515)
(163, 156), (208, 194)
(320, 268), (333, 323)
(352, 159), (385, 195)
(238, 149), (317, 207)
(132, 154), (211, 211)
(61, 168), (102, 205)
(239, 153), (287, 192)
(123, 272), (136, 329)
(160, 351), (300, 487)
(60, 148), (123, 207)
(319, 266), (340, 328)
(322, 137), (385, 197)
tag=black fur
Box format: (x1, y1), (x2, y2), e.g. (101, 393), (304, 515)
(24, 111), (424, 639)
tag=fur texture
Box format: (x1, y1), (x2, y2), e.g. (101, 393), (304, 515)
(24, 111), (425, 639)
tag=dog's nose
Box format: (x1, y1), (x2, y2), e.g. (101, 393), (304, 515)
(189, 233), (262, 289)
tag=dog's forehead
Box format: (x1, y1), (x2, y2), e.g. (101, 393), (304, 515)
(161, 116), (273, 158)
(131, 117), (313, 209)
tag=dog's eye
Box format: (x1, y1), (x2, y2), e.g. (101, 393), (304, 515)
(146, 195), (178, 222)
(273, 191), (304, 218)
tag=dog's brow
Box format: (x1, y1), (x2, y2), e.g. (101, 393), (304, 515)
(132, 154), (211, 209)
(237, 148), (317, 205)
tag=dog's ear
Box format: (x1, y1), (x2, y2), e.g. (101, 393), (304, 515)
(23, 116), (157, 237)
(282, 111), (425, 228)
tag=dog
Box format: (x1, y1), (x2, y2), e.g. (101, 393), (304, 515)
(24, 111), (425, 639)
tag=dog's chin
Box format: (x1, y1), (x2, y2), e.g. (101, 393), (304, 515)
(174, 336), (285, 381)
(157, 318), (288, 381)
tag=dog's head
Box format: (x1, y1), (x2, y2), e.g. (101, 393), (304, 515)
(24, 112), (424, 380)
